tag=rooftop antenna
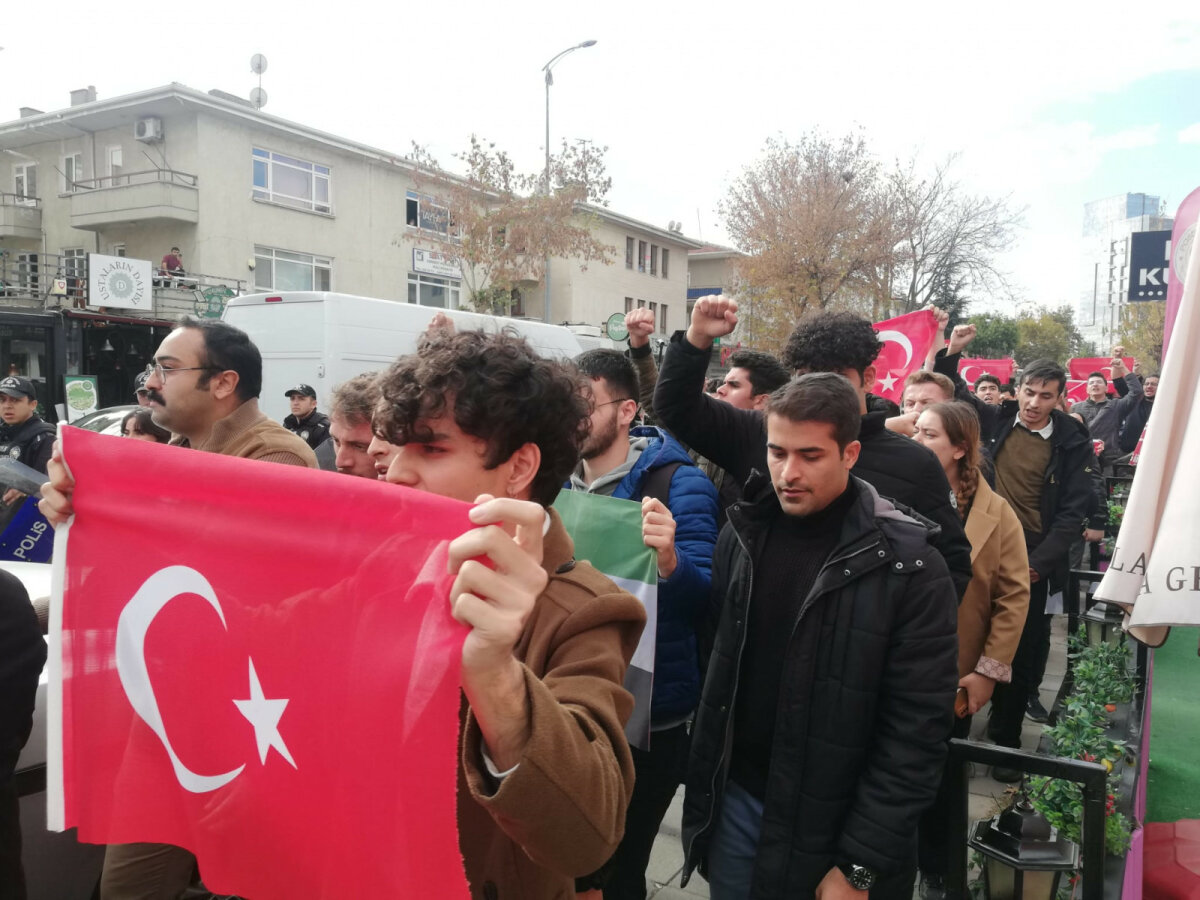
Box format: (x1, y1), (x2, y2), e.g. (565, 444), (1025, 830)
(250, 54), (268, 110)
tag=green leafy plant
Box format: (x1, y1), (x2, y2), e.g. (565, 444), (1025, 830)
(1028, 627), (1135, 867)
(1107, 503), (1125, 530)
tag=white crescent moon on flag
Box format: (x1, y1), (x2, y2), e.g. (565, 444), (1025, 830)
(876, 330), (914, 369)
(116, 566), (246, 793)
(961, 365), (979, 383)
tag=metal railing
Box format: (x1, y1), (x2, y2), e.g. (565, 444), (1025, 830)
(0, 251), (245, 314)
(0, 191), (41, 208)
(67, 168), (198, 192)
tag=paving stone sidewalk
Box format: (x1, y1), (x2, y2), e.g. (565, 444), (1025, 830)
(641, 618), (1070, 899)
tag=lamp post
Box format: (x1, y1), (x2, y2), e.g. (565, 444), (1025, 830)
(969, 791), (1080, 900)
(541, 39), (597, 324)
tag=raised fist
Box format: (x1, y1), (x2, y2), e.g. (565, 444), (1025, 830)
(687, 295), (739, 349)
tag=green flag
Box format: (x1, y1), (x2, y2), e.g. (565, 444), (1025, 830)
(553, 489), (657, 750)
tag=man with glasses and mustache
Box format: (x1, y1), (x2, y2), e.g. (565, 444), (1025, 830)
(44, 315), (315, 899)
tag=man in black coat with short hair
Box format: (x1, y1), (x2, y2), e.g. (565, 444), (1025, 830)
(681, 373), (958, 900)
(653, 298), (973, 599)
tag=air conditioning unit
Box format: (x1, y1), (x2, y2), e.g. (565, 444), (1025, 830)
(135, 117), (163, 142)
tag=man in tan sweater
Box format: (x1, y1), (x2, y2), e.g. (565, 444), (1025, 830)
(42, 316), (315, 898)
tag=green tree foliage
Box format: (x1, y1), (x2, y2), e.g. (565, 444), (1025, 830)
(968, 312), (1019, 359)
(1015, 305), (1085, 365)
(1118, 301), (1165, 373)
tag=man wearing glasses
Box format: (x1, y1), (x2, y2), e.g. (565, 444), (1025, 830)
(66, 316), (315, 898)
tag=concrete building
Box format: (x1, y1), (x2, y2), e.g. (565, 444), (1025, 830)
(0, 82), (701, 408)
(1078, 192), (1173, 350)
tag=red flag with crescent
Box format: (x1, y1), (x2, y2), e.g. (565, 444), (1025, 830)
(957, 357), (1016, 384)
(48, 427), (473, 899)
(1067, 357), (1135, 387)
(870, 310), (940, 402)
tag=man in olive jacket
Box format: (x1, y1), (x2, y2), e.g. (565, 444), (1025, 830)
(681, 374), (958, 900)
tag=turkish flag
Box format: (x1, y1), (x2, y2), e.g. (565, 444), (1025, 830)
(957, 357), (1016, 384)
(49, 427), (473, 899)
(1067, 357), (1136, 387)
(1065, 380), (1090, 405)
(870, 310), (940, 402)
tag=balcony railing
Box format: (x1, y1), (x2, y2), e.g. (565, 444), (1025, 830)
(0, 250), (245, 318)
(68, 169), (199, 230)
(0, 192), (43, 240)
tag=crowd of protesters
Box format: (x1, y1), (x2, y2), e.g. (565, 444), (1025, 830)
(0, 297), (1158, 900)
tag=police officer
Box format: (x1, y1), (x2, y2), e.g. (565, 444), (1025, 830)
(0, 376), (56, 506)
(282, 383), (331, 451)
(133, 370), (152, 407)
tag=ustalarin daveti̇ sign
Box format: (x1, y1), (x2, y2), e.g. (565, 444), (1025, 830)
(88, 253), (152, 310)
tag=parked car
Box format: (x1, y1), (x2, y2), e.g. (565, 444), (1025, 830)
(70, 404), (139, 437)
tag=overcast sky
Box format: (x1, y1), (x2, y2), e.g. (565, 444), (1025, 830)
(3, 1), (1199, 314)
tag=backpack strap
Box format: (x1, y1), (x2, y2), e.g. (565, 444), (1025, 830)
(640, 461), (682, 506)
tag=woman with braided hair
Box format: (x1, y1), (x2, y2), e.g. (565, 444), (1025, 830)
(912, 400), (1031, 896)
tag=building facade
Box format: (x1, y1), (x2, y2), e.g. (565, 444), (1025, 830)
(0, 82), (702, 409)
(1077, 192), (1173, 350)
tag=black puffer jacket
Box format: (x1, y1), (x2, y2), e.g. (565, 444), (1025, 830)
(681, 474), (958, 900)
(282, 410), (331, 450)
(653, 332), (973, 598)
(0, 415), (56, 474)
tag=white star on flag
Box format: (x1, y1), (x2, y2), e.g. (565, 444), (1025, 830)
(878, 372), (898, 393)
(234, 658), (297, 769)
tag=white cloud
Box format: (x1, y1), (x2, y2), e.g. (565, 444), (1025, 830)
(1179, 123), (1200, 144)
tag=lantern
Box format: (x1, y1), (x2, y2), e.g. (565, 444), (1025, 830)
(968, 792), (1080, 900)
(1082, 601), (1124, 647)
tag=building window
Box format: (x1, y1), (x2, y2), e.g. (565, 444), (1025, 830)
(637, 241), (647, 274)
(252, 148), (332, 214)
(686, 298), (696, 321)
(660, 304), (668, 332)
(626, 237), (635, 269)
(406, 191), (450, 234)
(661, 248), (670, 279)
(650, 245), (658, 276)
(637, 299), (645, 309)
(107, 146), (125, 186)
(63, 248), (86, 301)
(111, 243), (126, 258)
(624, 296), (633, 313)
(253, 246), (332, 291)
(13, 163), (37, 204)
(648, 302), (658, 322)
(62, 154), (83, 193)
(407, 273), (461, 309)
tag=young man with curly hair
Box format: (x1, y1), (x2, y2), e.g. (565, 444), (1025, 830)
(653, 298), (972, 598)
(373, 330), (647, 899)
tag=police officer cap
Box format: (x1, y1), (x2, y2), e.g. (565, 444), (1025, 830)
(285, 384), (317, 399)
(0, 376), (36, 400)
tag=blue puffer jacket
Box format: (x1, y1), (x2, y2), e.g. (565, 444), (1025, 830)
(574, 426), (719, 723)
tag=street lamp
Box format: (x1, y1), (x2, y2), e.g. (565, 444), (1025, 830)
(541, 39), (597, 324)
(969, 791), (1080, 900)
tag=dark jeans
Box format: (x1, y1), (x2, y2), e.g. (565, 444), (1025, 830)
(602, 721), (692, 900)
(917, 715), (973, 877)
(989, 579), (1050, 747)
(0, 778), (26, 900)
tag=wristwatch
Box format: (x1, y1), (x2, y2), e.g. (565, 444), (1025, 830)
(838, 862), (877, 891)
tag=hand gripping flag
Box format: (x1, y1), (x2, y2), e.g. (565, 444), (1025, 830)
(1094, 231), (1200, 645)
(957, 357), (1016, 384)
(870, 310), (940, 403)
(48, 427), (473, 898)
(553, 490), (657, 750)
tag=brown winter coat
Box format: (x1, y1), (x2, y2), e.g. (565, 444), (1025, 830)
(171, 398), (317, 468)
(456, 509), (646, 900)
(958, 478), (1030, 681)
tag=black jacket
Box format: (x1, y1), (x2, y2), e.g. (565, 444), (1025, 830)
(934, 350), (1102, 581)
(681, 474), (958, 899)
(653, 332), (973, 598)
(1118, 396), (1152, 454)
(1, 567), (44, 781)
(282, 410), (331, 450)
(0, 415), (56, 474)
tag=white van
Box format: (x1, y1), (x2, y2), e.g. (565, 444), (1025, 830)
(222, 292), (587, 421)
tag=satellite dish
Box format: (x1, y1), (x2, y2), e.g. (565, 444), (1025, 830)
(250, 54), (268, 74)
(250, 87), (268, 109)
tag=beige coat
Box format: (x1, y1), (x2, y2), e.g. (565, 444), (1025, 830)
(958, 478), (1031, 681)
